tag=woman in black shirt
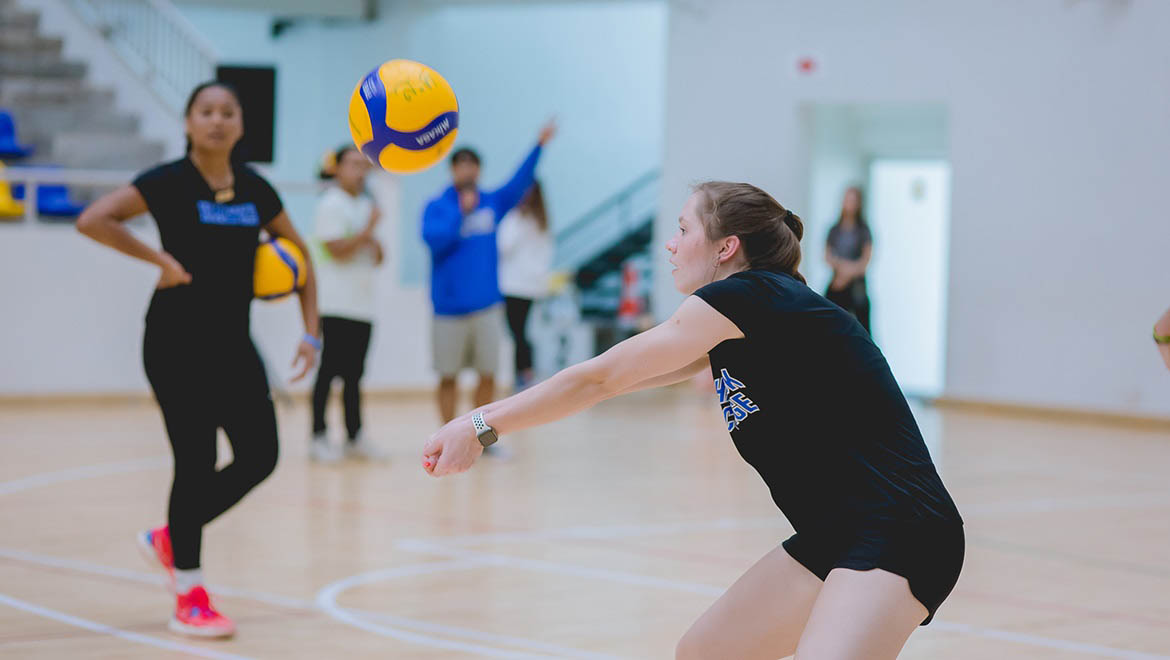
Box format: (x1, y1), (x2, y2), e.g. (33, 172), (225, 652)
(77, 82), (320, 639)
(421, 182), (963, 659)
(825, 186), (873, 333)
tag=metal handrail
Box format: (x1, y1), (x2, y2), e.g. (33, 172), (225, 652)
(144, 0), (218, 61)
(66, 0), (218, 113)
(1, 166), (322, 224)
(556, 169), (659, 242)
(554, 169), (660, 270)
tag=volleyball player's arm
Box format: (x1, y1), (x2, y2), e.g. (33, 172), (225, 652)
(492, 121), (554, 217)
(611, 356), (710, 397)
(491, 144), (542, 218)
(521, 302), (732, 412)
(76, 186), (190, 284)
(1156, 307), (1170, 370)
(323, 236), (368, 261)
(266, 211), (321, 381)
(421, 200), (462, 258)
(321, 204), (378, 261)
(424, 297), (740, 475)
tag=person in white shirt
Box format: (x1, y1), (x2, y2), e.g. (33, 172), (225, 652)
(310, 145), (385, 461)
(497, 181), (552, 390)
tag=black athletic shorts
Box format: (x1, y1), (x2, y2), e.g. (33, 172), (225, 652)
(782, 520), (964, 625)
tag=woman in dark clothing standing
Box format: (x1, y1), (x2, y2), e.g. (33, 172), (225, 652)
(77, 82), (319, 638)
(825, 186), (873, 333)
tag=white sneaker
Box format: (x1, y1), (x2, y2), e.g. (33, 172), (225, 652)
(345, 433), (387, 461)
(310, 433), (343, 463)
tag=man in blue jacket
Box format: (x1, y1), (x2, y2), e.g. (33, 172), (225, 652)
(423, 121), (556, 423)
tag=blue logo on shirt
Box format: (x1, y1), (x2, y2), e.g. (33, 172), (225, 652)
(197, 201), (260, 227)
(715, 368), (759, 432)
(460, 208), (494, 237)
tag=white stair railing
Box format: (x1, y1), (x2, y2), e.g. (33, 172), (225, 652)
(66, 0), (217, 113)
(1, 167), (321, 225)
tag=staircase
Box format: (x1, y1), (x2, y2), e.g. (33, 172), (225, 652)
(0, 0), (165, 172)
(553, 170), (658, 350)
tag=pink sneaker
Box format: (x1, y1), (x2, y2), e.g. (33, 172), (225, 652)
(170, 586), (235, 638)
(136, 526), (174, 591)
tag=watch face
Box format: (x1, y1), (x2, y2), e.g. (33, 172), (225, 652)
(478, 429), (499, 448)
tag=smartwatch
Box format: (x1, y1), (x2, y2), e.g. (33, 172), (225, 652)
(471, 412), (499, 448)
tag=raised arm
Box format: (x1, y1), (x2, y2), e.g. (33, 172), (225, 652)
(422, 296), (741, 476)
(490, 144), (541, 217)
(490, 120), (557, 217)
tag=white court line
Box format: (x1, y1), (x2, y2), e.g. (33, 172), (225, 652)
(318, 601), (555, 660)
(8, 538), (1167, 660)
(0, 457), (169, 496)
(0, 548), (614, 660)
(0, 592), (253, 660)
(397, 521), (1170, 660)
(398, 539), (723, 597)
(350, 609), (621, 660)
(424, 517), (783, 547)
(6, 453), (1168, 659)
(317, 564), (619, 660)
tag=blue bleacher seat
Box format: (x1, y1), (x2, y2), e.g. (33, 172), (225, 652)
(0, 110), (34, 159)
(10, 174), (86, 218)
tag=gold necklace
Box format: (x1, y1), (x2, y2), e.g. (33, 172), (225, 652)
(211, 172), (235, 203)
(193, 159), (234, 203)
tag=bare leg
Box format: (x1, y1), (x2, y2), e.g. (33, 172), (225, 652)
(473, 373), (495, 409)
(438, 376), (457, 424)
(794, 568), (927, 660)
(676, 544), (822, 660)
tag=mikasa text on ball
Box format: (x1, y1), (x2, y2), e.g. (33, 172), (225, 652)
(348, 59), (459, 174)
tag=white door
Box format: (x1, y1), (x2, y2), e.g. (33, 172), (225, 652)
(867, 160), (950, 397)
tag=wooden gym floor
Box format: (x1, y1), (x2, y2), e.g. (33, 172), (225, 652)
(1, 389), (1168, 659)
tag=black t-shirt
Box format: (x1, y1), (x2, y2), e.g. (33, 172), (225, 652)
(133, 157), (283, 335)
(827, 223), (872, 291)
(826, 223), (871, 261)
(693, 269), (961, 538)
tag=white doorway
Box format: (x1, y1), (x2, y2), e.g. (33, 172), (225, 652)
(867, 160), (950, 397)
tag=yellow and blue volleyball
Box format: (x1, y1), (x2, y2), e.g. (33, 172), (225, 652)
(254, 237), (307, 301)
(348, 59), (459, 174)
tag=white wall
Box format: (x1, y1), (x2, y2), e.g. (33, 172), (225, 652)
(658, 0), (1170, 417)
(177, 0), (667, 283)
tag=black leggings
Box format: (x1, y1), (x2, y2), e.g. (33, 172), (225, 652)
(312, 316), (373, 439)
(504, 296), (534, 374)
(825, 286), (871, 334)
(143, 327), (278, 571)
